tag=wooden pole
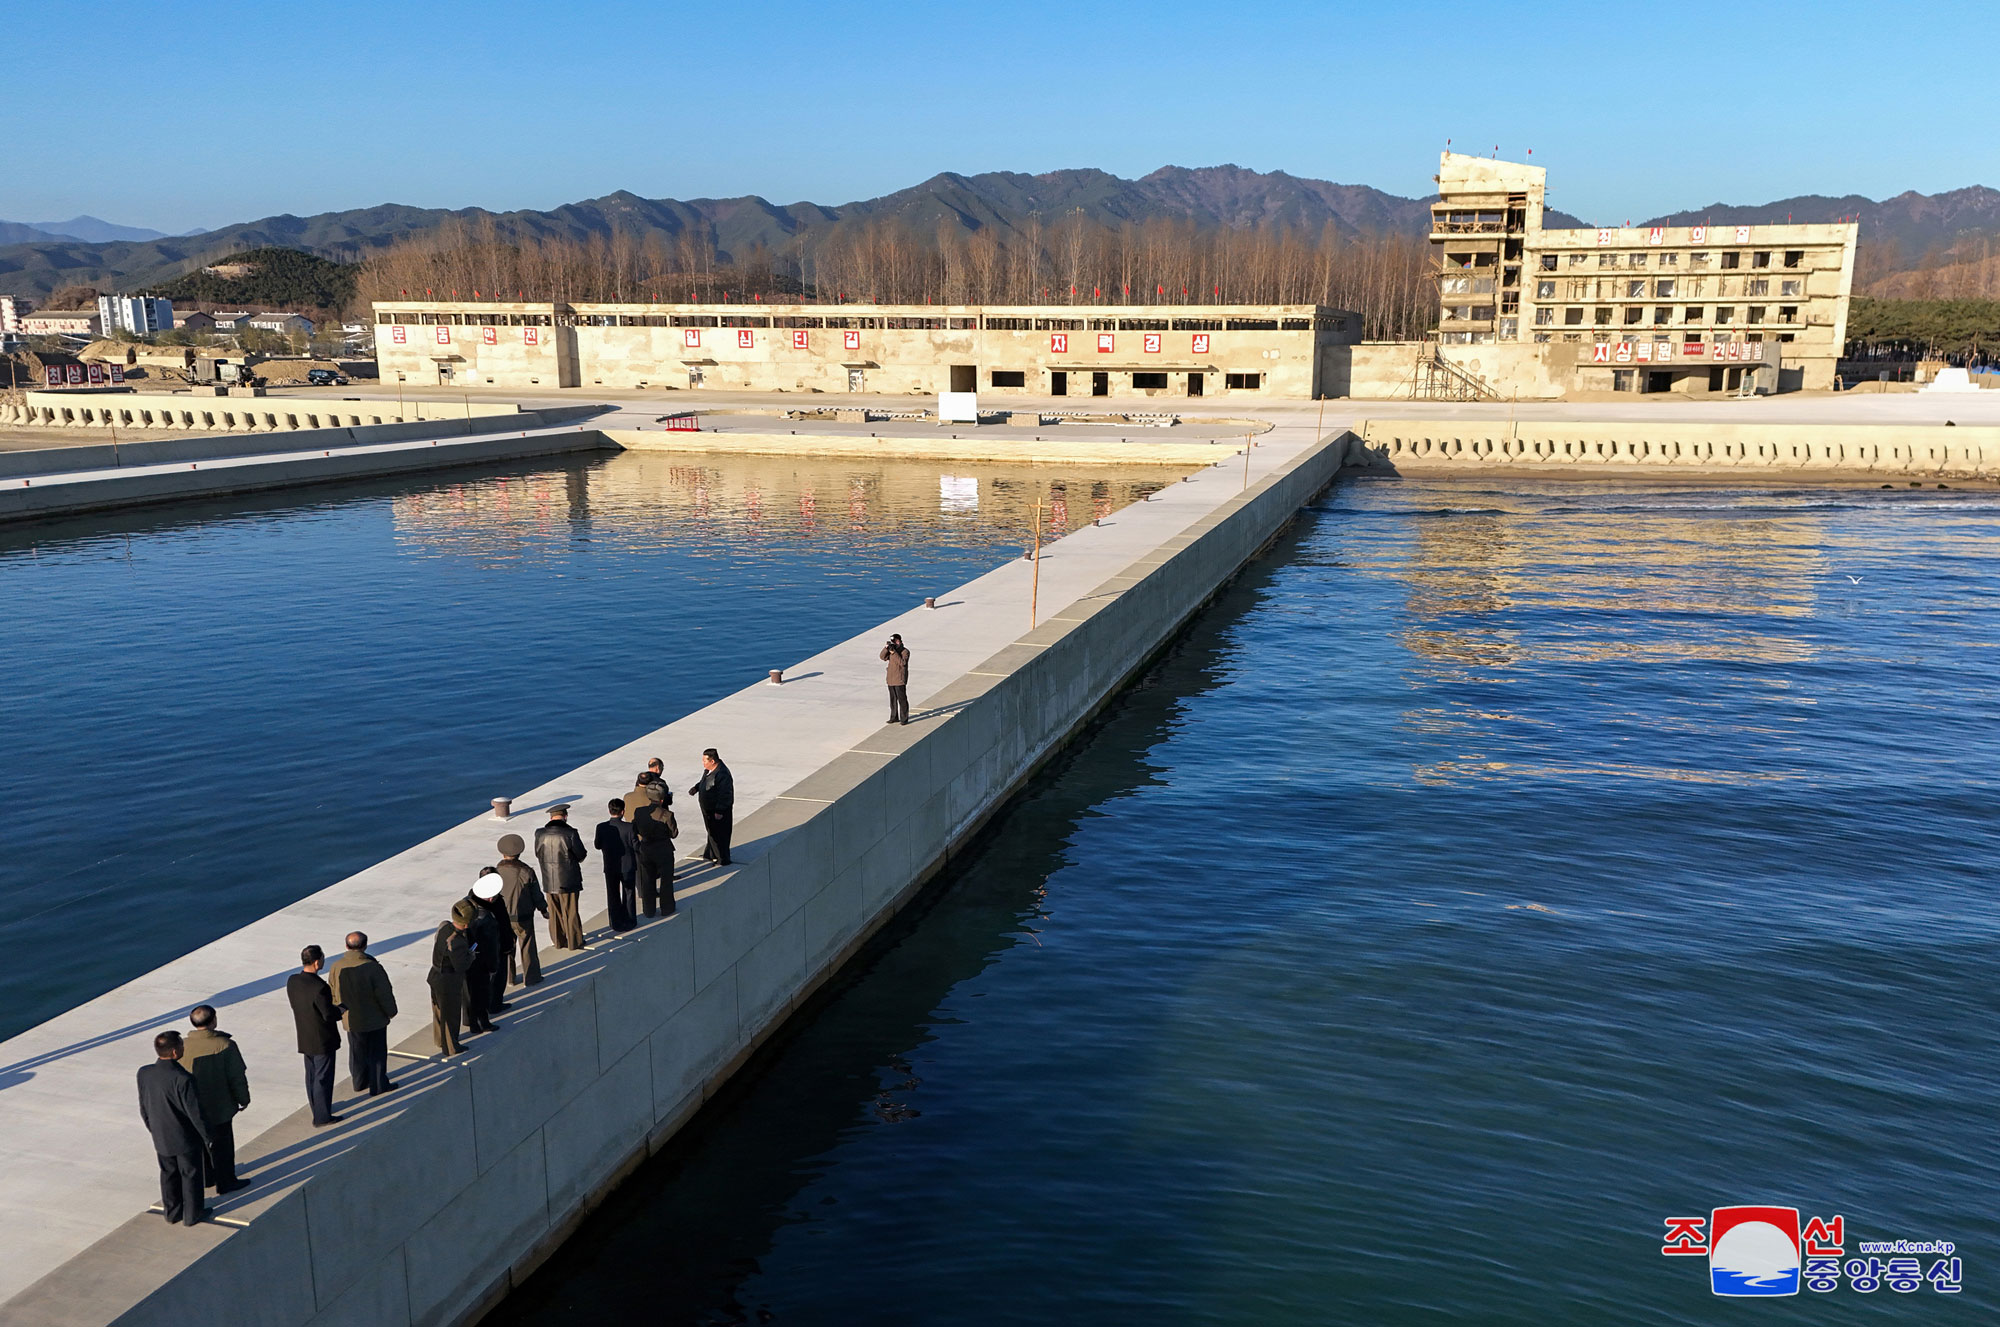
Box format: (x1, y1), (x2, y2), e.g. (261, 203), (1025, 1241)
(1030, 500), (1043, 627)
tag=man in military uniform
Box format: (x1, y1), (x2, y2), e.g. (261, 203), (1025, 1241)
(429, 902), (475, 1056)
(493, 834), (548, 987)
(460, 876), (504, 1033)
(472, 869), (513, 1011)
(536, 804), (590, 951)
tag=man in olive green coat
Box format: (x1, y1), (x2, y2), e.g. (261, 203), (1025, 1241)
(182, 1005), (251, 1194)
(493, 834), (547, 987)
(328, 931), (399, 1096)
(429, 902), (475, 1056)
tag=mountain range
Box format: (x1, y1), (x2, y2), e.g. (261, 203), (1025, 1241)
(2, 166), (1996, 302)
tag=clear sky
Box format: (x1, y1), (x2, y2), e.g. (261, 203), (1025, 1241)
(7, 0), (1994, 233)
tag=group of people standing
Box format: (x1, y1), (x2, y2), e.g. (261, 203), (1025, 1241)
(136, 748), (737, 1226)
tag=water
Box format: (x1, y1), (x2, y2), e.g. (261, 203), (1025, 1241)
(0, 451), (1164, 1039)
(492, 476), (2000, 1325)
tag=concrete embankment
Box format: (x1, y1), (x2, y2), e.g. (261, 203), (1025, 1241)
(1355, 418), (2000, 482)
(0, 412), (613, 522)
(607, 426), (1241, 466)
(0, 426), (1351, 1326)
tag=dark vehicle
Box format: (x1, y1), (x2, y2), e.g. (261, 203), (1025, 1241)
(306, 368), (348, 386)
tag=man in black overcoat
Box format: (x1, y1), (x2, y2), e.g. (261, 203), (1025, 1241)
(137, 1030), (212, 1226)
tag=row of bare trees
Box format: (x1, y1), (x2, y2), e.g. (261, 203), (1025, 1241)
(356, 213), (1440, 340)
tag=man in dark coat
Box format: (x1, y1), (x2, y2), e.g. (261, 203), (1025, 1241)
(286, 945), (342, 1127)
(493, 834), (548, 986)
(631, 782), (678, 917)
(137, 1030), (212, 1226)
(182, 1005), (251, 1193)
(881, 633), (911, 724)
(327, 931), (398, 1096)
(595, 797), (638, 932)
(691, 748), (735, 866)
(536, 804), (590, 951)
(430, 902), (475, 1055)
(460, 876), (504, 1033)
(471, 869), (512, 1012)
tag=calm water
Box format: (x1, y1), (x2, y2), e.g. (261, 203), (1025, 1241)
(493, 476), (2000, 1324)
(0, 451), (1163, 1038)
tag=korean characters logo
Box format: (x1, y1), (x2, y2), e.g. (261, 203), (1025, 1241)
(1663, 1207), (1960, 1297)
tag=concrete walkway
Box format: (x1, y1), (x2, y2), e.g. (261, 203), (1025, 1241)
(0, 415), (1332, 1313)
(0, 422), (609, 522)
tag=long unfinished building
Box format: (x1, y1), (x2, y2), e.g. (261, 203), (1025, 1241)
(1417, 151), (1858, 396)
(372, 301), (1362, 400)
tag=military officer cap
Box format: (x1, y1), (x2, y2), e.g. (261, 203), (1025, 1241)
(450, 899), (478, 925)
(548, 804), (571, 817)
(497, 833), (525, 856)
(472, 872), (503, 900)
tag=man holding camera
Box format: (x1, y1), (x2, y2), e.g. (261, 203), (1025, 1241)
(880, 633), (911, 725)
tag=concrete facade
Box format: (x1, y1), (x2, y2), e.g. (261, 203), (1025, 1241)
(1427, 151), (1857, 395)
(0, 423), (1348, 1327)
(371, 301), (1361, 400)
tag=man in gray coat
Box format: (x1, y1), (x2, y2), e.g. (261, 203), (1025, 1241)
(137, 1030), (212, 1226)
(535, 805), (589, 951)
(493, 834), (548, 986)
(328, 932), (399, 1096)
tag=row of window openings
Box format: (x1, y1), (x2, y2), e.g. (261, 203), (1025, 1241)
(1532, 333), (1792, 347)
(990, 370), (1260, 389)
(1537, 249), (1808, 272)
(1535, 278), (1805, 299)
(1534, 305), (1801, 326)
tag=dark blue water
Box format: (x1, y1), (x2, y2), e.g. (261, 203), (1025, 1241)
(494, 476), (2000, 1324)
(0, 453), (1159, 1039)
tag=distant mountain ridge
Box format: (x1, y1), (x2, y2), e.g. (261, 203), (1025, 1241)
(0, 166), (1992, 302)
(0, 215), (178, 245)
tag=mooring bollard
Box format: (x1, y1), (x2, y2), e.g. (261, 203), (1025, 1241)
(769, 669), (784, 685)
(924, 596), (937, 609)
(490, 797), (512, 820)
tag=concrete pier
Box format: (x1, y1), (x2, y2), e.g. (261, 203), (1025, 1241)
(0, 421), (1351, 1326)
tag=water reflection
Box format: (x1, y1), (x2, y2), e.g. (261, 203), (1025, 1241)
(0, 451), (1172, 1038)
(384, 454), (1163, 567)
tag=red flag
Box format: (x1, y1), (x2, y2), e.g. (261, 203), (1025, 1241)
(1123, 284), (1129, 296)
(1093, 287), (1100, 298)
(1156, 284), (1163, 296)
(401, 289), (407, 297)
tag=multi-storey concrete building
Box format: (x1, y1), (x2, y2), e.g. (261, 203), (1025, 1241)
(371, 301), (1361, 399)
(96, 294), (174, 337)
(1426, 152), (1857, 394)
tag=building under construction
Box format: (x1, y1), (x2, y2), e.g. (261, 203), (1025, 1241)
(1411, 151), (1858, 396)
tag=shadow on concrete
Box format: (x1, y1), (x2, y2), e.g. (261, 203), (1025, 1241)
(0, 928), (429, 1093)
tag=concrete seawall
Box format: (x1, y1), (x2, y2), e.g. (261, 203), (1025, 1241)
(0, 427), (1349, 1326)
(0, 418), (615, 522)
(1355, 418), (2000, 481)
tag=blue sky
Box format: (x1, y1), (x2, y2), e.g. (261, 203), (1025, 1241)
(6, 0), (1994, 233)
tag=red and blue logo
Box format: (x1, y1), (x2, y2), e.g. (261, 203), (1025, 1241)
(1706, 1206), (1801, 1296)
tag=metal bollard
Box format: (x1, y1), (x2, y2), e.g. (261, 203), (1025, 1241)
(924, 596), (937, 608)
(769, 669), (784, 685)
(490, 797), (512, 820)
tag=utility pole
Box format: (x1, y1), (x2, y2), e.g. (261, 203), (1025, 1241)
(1030, 500), (1043, 628)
